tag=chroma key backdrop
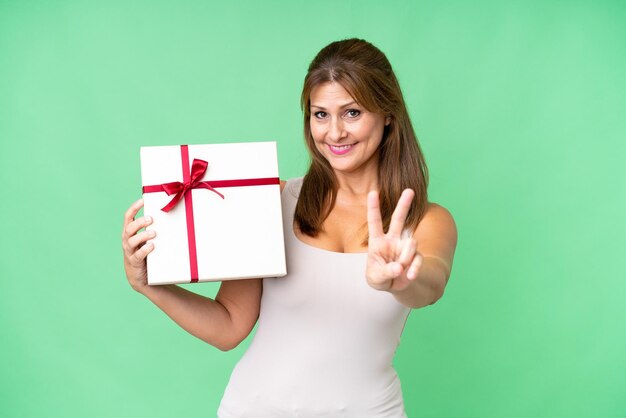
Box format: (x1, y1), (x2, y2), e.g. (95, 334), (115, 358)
(1, 1), (625, 417)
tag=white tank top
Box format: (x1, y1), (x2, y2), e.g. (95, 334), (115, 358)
(218, 178), (411, 417)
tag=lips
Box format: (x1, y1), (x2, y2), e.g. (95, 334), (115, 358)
(328, 143), (356, 155)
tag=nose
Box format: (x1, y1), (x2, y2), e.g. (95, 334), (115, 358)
(328, 117), (347, 142)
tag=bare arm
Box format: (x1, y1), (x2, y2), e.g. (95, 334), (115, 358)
(136, 279), (262, 351)
(391, 203), (457, 308)
(122, 199), (264, 351)
(366, 190), (458, 308)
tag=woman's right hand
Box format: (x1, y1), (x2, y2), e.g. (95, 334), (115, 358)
(122, 198), (156, 293)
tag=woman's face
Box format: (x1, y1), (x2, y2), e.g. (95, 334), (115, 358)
(309, 82), (388, 176)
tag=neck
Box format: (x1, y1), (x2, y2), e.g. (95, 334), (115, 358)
(333, 161), (379, 199)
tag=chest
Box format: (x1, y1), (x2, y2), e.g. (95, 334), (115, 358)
(294, 202), (368, 253)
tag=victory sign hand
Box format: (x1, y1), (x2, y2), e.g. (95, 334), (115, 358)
(366, 189), (423, 293)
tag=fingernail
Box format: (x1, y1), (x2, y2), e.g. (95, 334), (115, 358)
(148, 230), (156, 237)
(145, 216), (152, 223)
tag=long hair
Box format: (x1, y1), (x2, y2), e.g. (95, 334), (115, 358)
(295, 38), (428, 242)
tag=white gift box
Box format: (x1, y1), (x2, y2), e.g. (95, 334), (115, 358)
(140, 142), (286, 285)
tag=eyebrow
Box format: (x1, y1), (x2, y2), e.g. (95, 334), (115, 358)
(310, 101), (357, 110)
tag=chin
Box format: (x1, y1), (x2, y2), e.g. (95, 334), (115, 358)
(328, 161), (360, 174)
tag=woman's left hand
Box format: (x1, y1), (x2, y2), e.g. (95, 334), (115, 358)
(365, 189), (422, 293)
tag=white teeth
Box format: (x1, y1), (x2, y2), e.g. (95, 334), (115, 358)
(330, 144), (353, 150)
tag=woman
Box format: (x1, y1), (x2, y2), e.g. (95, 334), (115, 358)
(122, 38), (457, 417)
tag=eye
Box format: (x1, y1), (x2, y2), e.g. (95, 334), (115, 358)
(345, 109), (361, 118)
(313, 111), (327, 119)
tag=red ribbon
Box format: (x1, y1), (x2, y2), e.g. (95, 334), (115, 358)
(144, 157), (225, 212)
(142, 144), (280, 282)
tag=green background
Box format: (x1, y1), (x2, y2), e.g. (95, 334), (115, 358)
(1, 0), (624, 417)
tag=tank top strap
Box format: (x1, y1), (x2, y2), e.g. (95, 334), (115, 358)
(281, 177), (304, 224)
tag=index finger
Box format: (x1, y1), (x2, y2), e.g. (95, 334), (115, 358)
(388, 189), (415, 238)
(367, 190), (384, 240)
(124, 198), (144, 226)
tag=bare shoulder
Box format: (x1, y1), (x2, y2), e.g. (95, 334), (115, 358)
(413, 202), (458, 273)
(419, 203), (456, 231)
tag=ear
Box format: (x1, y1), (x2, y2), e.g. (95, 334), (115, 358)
(385, 116), (392, 126)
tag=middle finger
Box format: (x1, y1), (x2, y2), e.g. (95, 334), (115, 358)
(127, 229), (156, 251)
(396, 238), (417, 268)
(124, 215), (153, 239)
(388, 189), (415, 238)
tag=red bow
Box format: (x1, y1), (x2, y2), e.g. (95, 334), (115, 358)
(159, 159), (224, 212)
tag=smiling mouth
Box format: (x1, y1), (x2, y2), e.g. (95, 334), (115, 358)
(328, 143), (356, 155)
